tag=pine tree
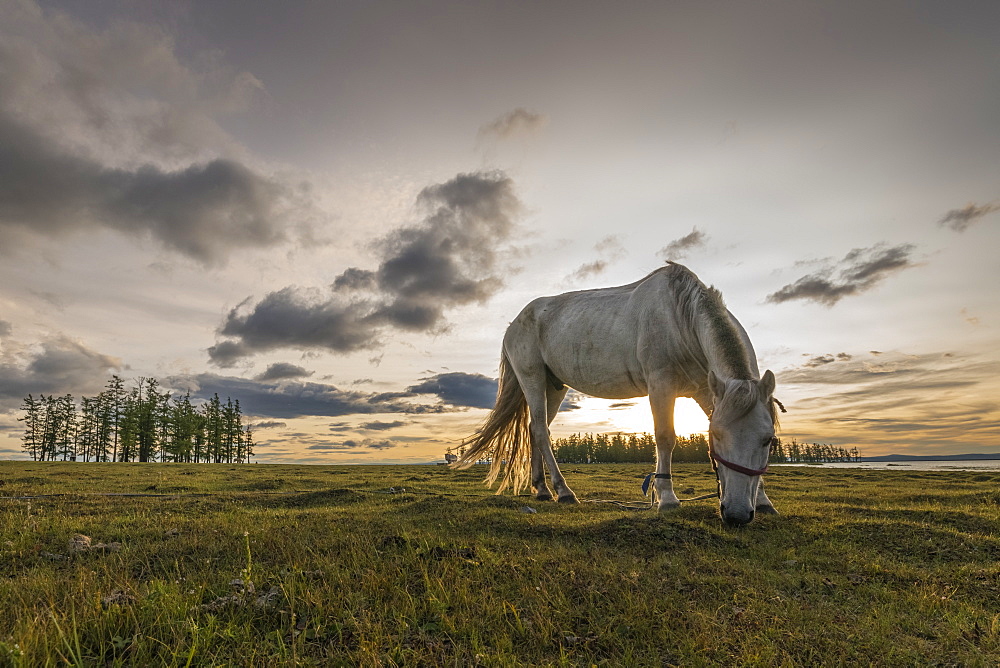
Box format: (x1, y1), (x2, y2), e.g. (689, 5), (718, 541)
(18, 394), (44, 461)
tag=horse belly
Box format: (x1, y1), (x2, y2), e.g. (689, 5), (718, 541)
(540, 323), (646, 399)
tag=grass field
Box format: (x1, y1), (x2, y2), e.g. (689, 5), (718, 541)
(1, 461), (998, 666)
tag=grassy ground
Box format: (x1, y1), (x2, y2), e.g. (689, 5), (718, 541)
(0, 461), (998, 667)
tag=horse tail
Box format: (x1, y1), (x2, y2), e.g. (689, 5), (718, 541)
(450, 350), (531, 494)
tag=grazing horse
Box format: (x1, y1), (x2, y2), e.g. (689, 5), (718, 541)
(452, 262), (781, 526)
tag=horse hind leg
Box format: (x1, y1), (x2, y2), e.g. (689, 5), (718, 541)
(538, 385), (577, 503)
(530, 418), (552, 502)
(524, 380), (577, 503)
(529, 385), (564, 501)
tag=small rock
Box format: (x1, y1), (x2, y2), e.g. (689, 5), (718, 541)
(229, 578), (255, 594)
(520, 506), (537, 514)
(68, 534), (92, 552)
(101, 589), (137, 608)
(164, 528), (180, 538)
(254, 586), (284, 610)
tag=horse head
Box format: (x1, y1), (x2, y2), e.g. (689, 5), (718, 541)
(707, 369), (777, 527)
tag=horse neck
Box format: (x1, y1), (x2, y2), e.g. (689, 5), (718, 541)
(694, 312), (754, 382)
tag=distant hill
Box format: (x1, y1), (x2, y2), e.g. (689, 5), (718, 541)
(860, 453), (1000, 462)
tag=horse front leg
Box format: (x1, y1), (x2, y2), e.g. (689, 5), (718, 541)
(755, 479), (779, 515)
(648, 382), (680, 511)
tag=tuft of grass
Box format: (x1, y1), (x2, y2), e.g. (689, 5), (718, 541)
(1, 461), (998, 665)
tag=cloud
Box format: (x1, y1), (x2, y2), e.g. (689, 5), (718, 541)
(212, 171), (522, 361)
(165, 373), (448, 419)
(779, 350), (995, 392)
(567, 235), (626, 282)
(404, 372), (498, 409)
(778, 350), (1000, 453)
(254, 362), (314, 382)
(306, 439), (397, 451)
(0, 320), (11, 337)
(803, 352), (853, 367)
(568, 260), (608, 281)
(938, 202), (999, 232)
(0, 2), (260, 166)
(359, 420), (407, 431)
(478, 108), (548, 140)
(766, 243), (917, 306)
(657, 227), (708, 261)
(0, 3), (315, 265)
(0, 335), (122, 411)
(0, 115), (306, 265)
(252, 420), (287, 430)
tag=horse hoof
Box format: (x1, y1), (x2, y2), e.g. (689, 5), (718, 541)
(535, 493), (553, 502)
(557, 494), (579, 504)
(756, 505), (780, 515)
(657, 502), (681, 512)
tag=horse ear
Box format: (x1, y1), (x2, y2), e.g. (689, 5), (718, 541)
(759, 369), (776, 398)
(708, 371), (727, 399)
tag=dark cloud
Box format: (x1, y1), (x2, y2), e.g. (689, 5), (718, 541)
(0, 115), (306, 265)
(332, 268), (377, 291)
(767, 243), (917, 306)
(657, 227), (708, 261)
(803, 353), (852, 367)
(212, 171), (522, 361)
(938, 202), (999, 232)
(165, 373), (448, 419)
(206, 340), (252, 368)
(0, 5), (316, 265)
(0, 320), (11, 337)
(307, 439), (396, 451)
(0, 335), (122, 411)
(254, 362), (313, 382)
(405, 372), (498, 409)
(252, 420), (287, 430)
(478, 108), (547, 140)
(212, 288), (378, 363)
(359, 420), (407, 431)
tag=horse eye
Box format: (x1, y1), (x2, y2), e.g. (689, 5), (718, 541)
(763, 436), (776, 448)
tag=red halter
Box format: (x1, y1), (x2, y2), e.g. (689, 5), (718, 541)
(710, 451), (769, 477)
(708, 430), (770, 477)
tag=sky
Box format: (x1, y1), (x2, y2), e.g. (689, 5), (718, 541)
(1, 0), (998, 463)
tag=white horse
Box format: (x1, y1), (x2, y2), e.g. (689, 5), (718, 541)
(452, 262), (781, 526)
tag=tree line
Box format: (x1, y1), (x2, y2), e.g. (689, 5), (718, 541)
(551, 433), (860, 464)
(18, 376), (254, 463)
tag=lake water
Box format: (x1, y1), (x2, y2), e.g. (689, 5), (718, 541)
(774, 460), (1000, 472)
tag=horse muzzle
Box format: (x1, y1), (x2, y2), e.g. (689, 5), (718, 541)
(720, 503), (755, 527)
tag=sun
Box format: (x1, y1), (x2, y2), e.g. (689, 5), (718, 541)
(607, 397), (709, 436)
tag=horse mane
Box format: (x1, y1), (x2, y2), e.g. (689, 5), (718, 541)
(662, 262), (753, 379)
(660, 262), (779, 427)
(713, 379), (780, 428)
